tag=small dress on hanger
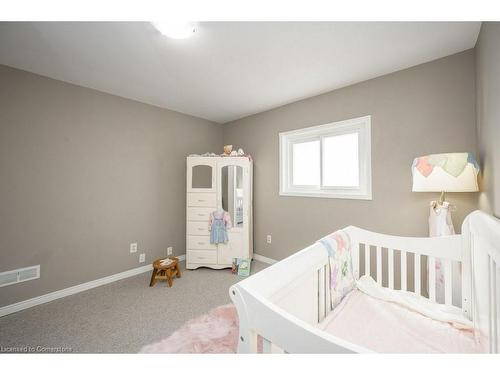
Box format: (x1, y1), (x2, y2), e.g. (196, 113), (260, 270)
(429, 201), (455, 303)
(209, 210), (233, 244)
(429, 201), (455, 237)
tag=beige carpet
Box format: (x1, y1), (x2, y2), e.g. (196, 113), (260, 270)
(0, 260), (268, 353)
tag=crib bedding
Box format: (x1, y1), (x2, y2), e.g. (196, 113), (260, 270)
(355, 275), (473, 329)
(318, 289), (483, 353)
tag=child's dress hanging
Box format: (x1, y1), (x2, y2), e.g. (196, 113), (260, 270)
(209, 210), (232, 244)
(429, 201), (455, 304)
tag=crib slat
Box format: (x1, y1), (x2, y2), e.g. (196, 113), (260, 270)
(352, 242), (360, 279)
(318, 266), (326, 322)
(429, 257), (436, 302)
(325, 263), (331, 313)
(493, 259), (498, 354)
(263, 338), (272, 354)
(488, 256), (493, 353)
(388, 248), (394, 289)
(376, 246), (382, 285)
(365, 244), (370, 277)
(246, 331), (259, 353)
(401, 250), (407, 291)
(415, 254), (421, 296)
(489, 256), (498, 353)
(444, 259), (453, 306)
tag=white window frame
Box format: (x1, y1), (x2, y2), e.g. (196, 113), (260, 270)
(279, 115), (372, 200)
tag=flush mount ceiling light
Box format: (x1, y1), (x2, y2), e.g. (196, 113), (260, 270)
(152, 22), (196, 39)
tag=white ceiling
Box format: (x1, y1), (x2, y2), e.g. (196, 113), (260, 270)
(0, 22), (481, 123)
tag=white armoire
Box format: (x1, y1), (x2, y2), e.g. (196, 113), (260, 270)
(186, 156), (253, 270)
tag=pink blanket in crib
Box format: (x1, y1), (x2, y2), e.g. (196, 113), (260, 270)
(318, 289), (484, 353)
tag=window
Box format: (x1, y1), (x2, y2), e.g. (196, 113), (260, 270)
(279, 116), (372, 199)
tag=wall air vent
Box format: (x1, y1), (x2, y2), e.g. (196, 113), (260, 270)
(0, 265), (40, 287)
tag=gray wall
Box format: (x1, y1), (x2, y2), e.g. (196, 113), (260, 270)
(0, 65), (223, 307)
(476, 23), (500, 217)
(224, 50), (478, 261)
(0, 48), (483, 307)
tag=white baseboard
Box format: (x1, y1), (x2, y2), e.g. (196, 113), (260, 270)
(253, 253), (277, 265)
(0, 254), (187, 318)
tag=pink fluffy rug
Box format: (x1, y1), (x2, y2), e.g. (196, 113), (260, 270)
(140, 304), (241, 353)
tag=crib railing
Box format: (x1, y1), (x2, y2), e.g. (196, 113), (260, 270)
(231, 230), (465, 353)
(345, 226), (465, 309)
(314, 229), (465, 325)
(231, 211), (500, 353)
(230, 243), (367, 353)
(463, 211), (500, 353)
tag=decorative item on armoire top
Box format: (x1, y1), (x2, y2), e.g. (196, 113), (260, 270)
(411, 152), (479, 303)
(223, 145), (233, 155)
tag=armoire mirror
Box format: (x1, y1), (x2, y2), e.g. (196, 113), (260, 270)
(221, 165), (244, 228)
(191, 165), (213, 189)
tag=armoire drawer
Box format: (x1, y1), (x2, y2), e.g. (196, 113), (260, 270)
(187, 193), (216, 207)
(187, 221), (210, 236)
(187, 207), (215, 222)
(187, 235), (216, 250)
(187, 250), (217, 264)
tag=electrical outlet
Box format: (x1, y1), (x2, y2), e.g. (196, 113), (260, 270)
(130, 242), (138, 253)
(266, 235), (272, 244)
(139, 253), (146, 263)
(167, 247), (173, 256)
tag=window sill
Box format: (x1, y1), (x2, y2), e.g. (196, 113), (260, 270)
(279, 190), (372, 200)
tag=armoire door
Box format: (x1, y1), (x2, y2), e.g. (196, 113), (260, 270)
(187, 158), (216, 193)
(217, 159), (250, 263)
(218, 232), (245, 265)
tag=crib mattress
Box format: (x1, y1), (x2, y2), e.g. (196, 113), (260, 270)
(318, 290), (483, 353)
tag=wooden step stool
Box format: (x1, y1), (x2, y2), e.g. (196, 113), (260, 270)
(150, 257), (181, 287)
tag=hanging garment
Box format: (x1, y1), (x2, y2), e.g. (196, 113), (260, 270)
(209, 210), (232, 244)
(429, 201), (455, 237)
(429, 201), (455, 304)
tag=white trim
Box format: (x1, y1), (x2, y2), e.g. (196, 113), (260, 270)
(0, 264), (153, 317)
(0, 254), (188, 317)
(279, 190), (371, 200)
(279, 115), (372, 200)
(253, 253), (277, 265)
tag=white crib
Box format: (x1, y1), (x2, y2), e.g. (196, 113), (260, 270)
(229, 210), (500, 353)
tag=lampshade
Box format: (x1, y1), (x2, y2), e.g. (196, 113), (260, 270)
(412, 152), (479, 192)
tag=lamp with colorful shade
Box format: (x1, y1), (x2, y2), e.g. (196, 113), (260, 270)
(412, 152), (479, 204)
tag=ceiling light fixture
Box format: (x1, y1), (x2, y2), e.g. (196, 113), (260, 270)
(152, 22), (196, 39)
